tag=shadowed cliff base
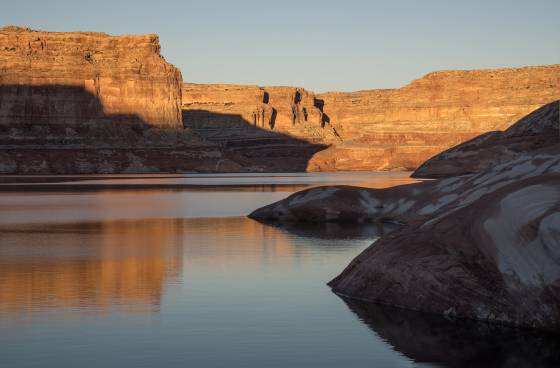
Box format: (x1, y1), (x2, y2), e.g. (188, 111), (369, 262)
(183, 109), (329, 172)
(0, 84), (235, 174)
(342, 298), (560, 368)
(0, 84), (330, 174)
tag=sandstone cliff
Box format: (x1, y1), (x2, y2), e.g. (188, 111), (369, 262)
(2, 26), (559, 174)
(182, 65), (560, 172)
(0, 26), (183, 127)
(309, 64), (560, 171)
(181, 84), (336, 172)
(182, 83), (339, 143)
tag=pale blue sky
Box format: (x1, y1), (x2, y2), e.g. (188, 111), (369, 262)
(2, 0), (559, 92)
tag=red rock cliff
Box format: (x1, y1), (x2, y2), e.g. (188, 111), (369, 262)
(311, 64), (560, 171)
(182, 65), (560, 172)
(0, 26), (183, 127)
(182, 83), (339, 143)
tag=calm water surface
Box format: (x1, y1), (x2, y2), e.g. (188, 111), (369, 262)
(0, 173), (558, 368)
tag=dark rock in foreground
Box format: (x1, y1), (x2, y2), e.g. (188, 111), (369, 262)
(329, 172), (560, 330)
(249, 145), (560, 227)
(250, 148), (560, 330)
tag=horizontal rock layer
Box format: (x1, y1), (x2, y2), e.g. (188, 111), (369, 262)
(0, 26), (183, 128)
(183, 64), (560, 171)
(312, 64), (560, 171)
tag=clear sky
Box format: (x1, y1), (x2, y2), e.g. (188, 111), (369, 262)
(2, 0), (559, 92)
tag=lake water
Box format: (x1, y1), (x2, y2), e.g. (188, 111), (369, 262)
(1, 173), (558, 368)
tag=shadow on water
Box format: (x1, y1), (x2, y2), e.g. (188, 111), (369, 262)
(341, 297), (560, 367)
(267, 221), (400, 240)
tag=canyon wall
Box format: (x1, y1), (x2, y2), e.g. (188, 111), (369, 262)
(1, 26), (558, 173)
(182, 84), (339, 143)
(310, 64), (560, 170)
(181, 84), (336, 172)
(0, 26), (183, 127)
(182, 65), (560, 171)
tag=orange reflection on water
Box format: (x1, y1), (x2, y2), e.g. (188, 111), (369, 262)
(0, 216), (305, 317)
(0, 218), (185, 316)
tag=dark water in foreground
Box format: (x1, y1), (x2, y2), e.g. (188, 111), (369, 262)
(0, 173), (558, 368)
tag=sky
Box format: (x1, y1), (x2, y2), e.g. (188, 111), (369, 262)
(1, 0), (559, 92)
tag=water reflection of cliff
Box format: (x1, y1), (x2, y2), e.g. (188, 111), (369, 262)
(0, 218), (185, 315)
(0, 217), (317, 316)
(342, 298), (560, 367)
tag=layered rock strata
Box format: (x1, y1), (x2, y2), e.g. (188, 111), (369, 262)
(183, 65), (560, 172)
(0, 27), (241, 173)
(0, 26), (183, 127)
(182, 84), (338, 143)
(309, 64), (560, 171)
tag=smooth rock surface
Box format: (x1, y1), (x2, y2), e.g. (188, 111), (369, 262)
(329, 172), (560, 330)
(249, 145), (560, 225)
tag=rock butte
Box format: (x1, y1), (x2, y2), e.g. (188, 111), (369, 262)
(0, 26), (182, 127)
(250, 103), (560, 331)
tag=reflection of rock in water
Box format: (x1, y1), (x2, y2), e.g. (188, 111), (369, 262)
(342, 298), (560, 368)
(272, 221), (399, 240)
(0, 218), (184, 314)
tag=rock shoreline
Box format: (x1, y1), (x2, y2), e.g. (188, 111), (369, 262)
(250, 103), (560, 331)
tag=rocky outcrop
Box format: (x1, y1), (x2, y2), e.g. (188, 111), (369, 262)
(329, 170), (560, 330)
(310, 64), (560, 171)
(412, 100), (560, 178)
(249, 145), (560, 225)
(0, 26), (183, 127)
(250, 104), (560, 330)
(252, 147), (560, 330)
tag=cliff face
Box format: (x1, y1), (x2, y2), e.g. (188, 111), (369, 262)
(0, 26), (183, 127)
(1, 26), (559, 174)
(182, 84), (339, 143)
(309, 64), (560, 171)
(181, 64), (560, 172)
(181, 84), (336, 172)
